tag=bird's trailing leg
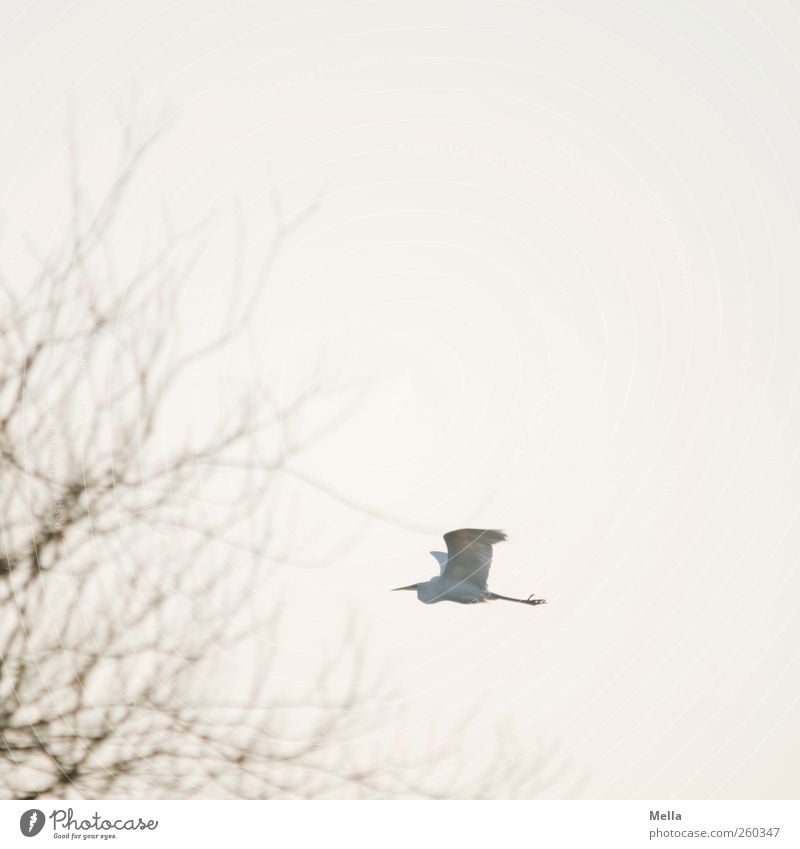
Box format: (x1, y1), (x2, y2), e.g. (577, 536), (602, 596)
(524, 594), (547, 606)
(486, 592), (547, 606)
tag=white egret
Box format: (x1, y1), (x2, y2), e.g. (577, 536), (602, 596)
(392, 529), (546, 606)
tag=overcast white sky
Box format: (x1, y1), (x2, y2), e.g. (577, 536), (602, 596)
(2, 0), (799, 798)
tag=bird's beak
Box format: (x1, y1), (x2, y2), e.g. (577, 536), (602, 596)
(391, 584), (418, 592)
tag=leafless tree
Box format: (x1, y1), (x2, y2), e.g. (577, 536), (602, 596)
(0, 119), (559, 800)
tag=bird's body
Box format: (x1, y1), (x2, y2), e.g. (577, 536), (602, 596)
(412, 575), (493, 604)
(393, 528), (546, 607)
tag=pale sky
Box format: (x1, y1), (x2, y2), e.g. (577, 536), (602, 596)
(2, 0), (799, 798)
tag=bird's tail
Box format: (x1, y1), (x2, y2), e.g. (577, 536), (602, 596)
(486, 592), (547, 606)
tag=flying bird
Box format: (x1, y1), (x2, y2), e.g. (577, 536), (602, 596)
(392, 529), (546, 606)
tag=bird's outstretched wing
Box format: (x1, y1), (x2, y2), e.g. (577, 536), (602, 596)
(442, 528), (507, 590)
(429, 551), (449, 574)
